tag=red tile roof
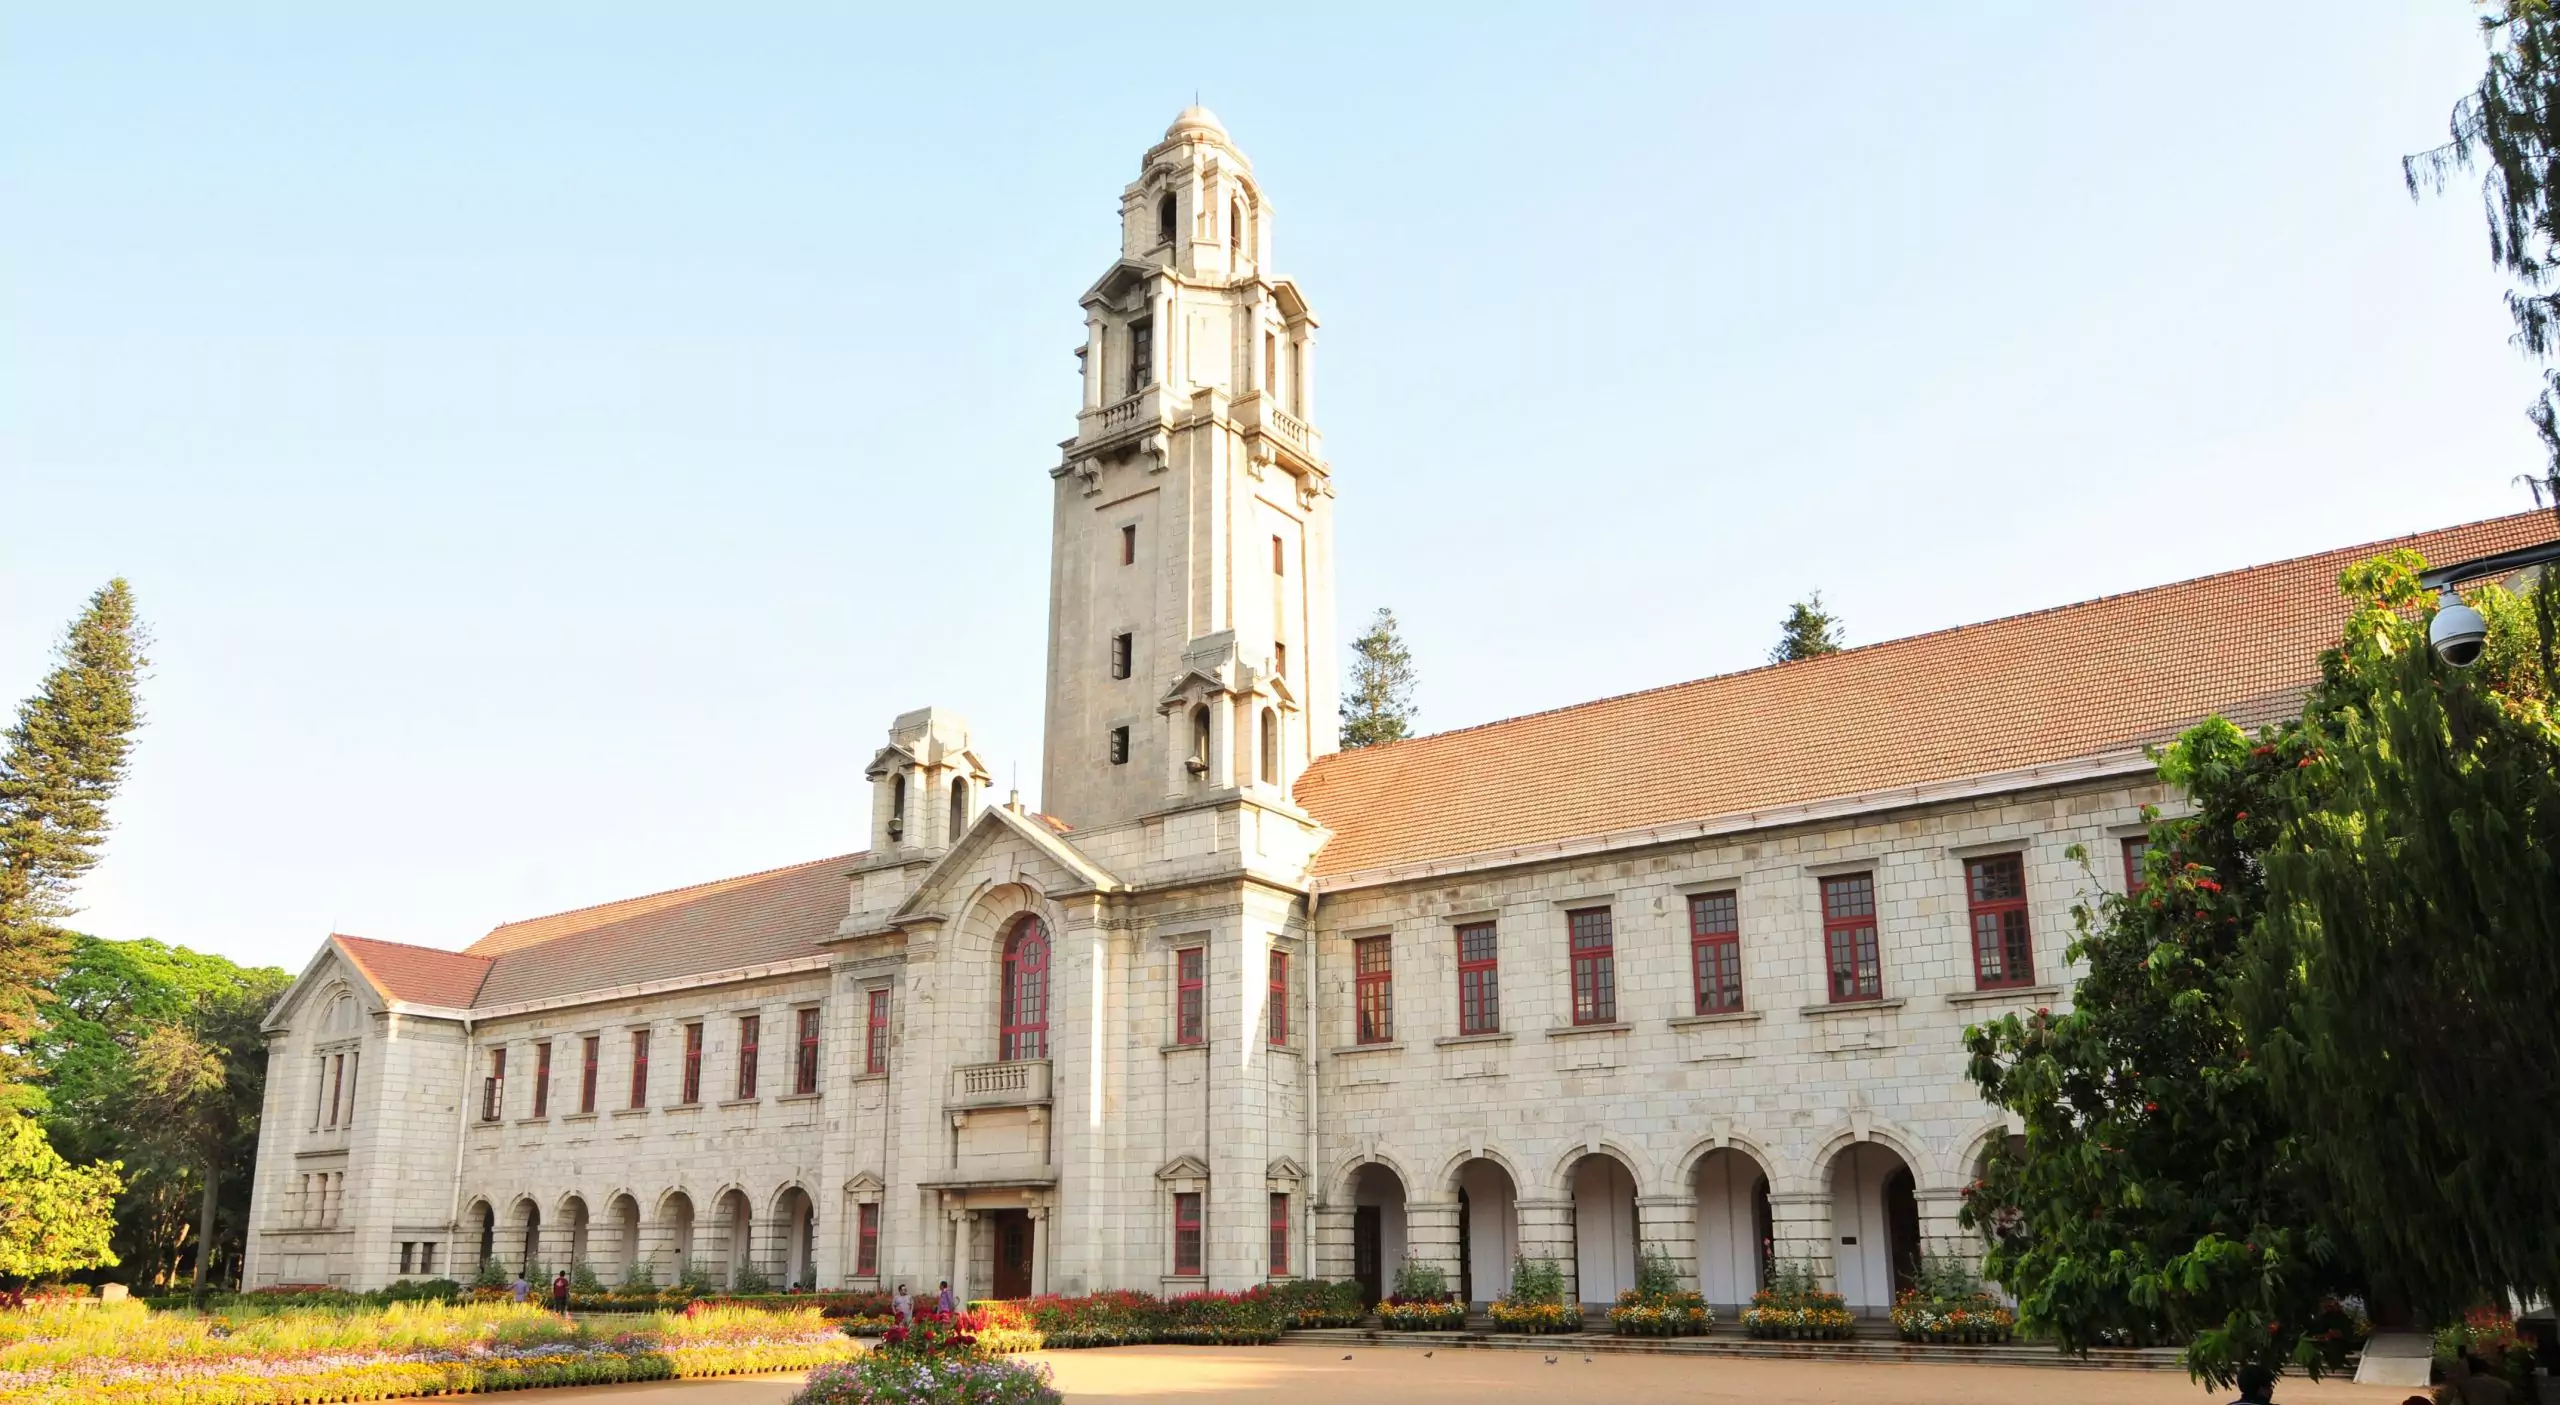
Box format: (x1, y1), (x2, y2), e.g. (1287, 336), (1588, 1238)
(331, 934), (493, 1008)
(1291, 510), (2557, 881)
(459, 852), (864, 1008)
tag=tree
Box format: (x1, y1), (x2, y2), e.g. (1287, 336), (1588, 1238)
(2410, 2), (2560, 505)
(0, 580), (148, 1088)
(1340, 607), (1418, 749)
(2238, 553), (2560, 1319)
(0, 1114), (120, 1282)
(1963, 719), (2359, 1388)
(1769, 592), (1844, 663)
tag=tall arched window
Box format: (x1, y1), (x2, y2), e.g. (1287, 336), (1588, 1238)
(949, 777), (968, 843)
(1230, 198), (1243, 254)
(1000, 916), (1050, 1061)
(889, 775), (907, 840)
(1259, 708), (1280, 785)
(1157, 193), (1177, 246)
(1189, 706), (1212, 774)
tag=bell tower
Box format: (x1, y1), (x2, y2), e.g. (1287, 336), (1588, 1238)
(1039, 108), (1337, 832)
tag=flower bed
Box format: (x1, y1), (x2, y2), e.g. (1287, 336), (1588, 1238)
(0, 1299), (860, 1405)
(1485, 1300), (1582, 1333)
(1888, 1289), (2014, 1344)
(1263, 1279), (1364, 1329)
(794, 1353), (1061, 1405)
(1742, 1261), (1854, 1341)
(1608, 1290), (1713, 1337)
(1375, 1296), (1467, 1331)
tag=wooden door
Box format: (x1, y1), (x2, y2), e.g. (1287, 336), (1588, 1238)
(990, 1210), (1032, 1300)
(1352, 1206), (1382, 1305)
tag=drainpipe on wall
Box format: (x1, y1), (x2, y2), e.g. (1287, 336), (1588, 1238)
(447, 1015), (476, 1265)
(1303, 886), (1320, 1280)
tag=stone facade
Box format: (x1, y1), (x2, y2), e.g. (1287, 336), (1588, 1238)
(246, 107), (2193, 1314)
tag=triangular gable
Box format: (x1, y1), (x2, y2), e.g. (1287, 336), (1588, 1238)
(845, 1171), (885, 1196)
(1079, 260), (1156, 308)
(888, 804), (1121, 924)
(262, 941), (387, 1034)
(1157, 1154), (1211, 1181)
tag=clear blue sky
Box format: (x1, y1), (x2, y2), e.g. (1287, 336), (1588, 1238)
(2, 3), (2542, 974)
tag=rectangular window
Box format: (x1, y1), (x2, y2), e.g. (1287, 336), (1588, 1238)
(400, 1241), (414, 1275)
(1175, 947), (1206, 1046)
(794, 1007), (821, 1096)
(1110, 632), (1133, 680)
(1264, 331), (1277, 394)
(1688, 891), (1744, 1014)
(422, 1241), (438, 1273)
(1267, 949), (1289, 1046)
(1129, 319), (1153, 393)
(345, 1052), (357, 1128)
(532, 1041), (551, 1118)
(1109, 725), (1130, 765)
(1269, 1192), (1291, 1275)
(1456, 922), (1501, 1035)
(1274, 641), (1288, 679)
(2122, 836), (2149, 894)
(1121, 523), (1137, 565)
(628, 1028), (651, 1109)
(857, 1203), (881, 1276)
(1271, 535), (1284, 575)
(1288, 341), (1303, 416)
(482, 1048), (505, 1123)
(579, 1036), (599, 1114)
(1354, 935), (1394, 1044)
(1173, 1192), (1203, 1275)
(1821, 874), (1883, 1002)
(1568, 908), (1617, 1025)
(681, 1023), (703, 1104)
(737, 1014), (760, 1100)
(1966, 854), (2036, 988)
(865, 988), (890, 1075)
(328, 1053), (344, 1127)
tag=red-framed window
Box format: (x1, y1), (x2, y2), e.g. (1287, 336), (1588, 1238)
(628, 1029), (650, 1109)
(1269, 1192), (1291, 1275)
(1821, 874), (1883, 1003)
(1456, 922), (1500, 1035)
(1353, 935), (1393, 1044)
(481, 1048), (504, 1122)
(794, 1007), (821, 1095)
(737, 1015), (760, 1099)
(1689, 891), (1744, 1013)
(1267, 949), (1289, 1046)
(2122, 836), (2149, 894)
(1966, 854), (2036, 988)
(1172, 1192), (1203, 1275)
(856, 1203), (881, 1276)
(579, 1036), (599, 1114)
(1001, 916), (1050, 1061)
(1175, 947), (1206, 1046)
(865, 988), (891, 1075)
(1568, 908), (1616, 1025)
(680, 1023), (704, 1104)
(532, 1041), (552, 1118)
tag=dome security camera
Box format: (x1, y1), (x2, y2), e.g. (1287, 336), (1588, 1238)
(2430, 591), (2489, 667)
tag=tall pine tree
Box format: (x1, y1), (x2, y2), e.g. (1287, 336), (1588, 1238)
(0, 580), (148, 1087)
(1340, 607), (1418, 749)
(1769, 592), (1845, 663)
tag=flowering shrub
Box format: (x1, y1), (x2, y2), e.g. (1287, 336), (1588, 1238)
(794, 1353), (1061, 1405)
(0, 1299), (860, 1405)
(1375, 1296), (1467, 1331)
(1158, 1289), (1285, 1345)
(1021, 1290), (1161, 1349)
(2433, 1305), (2529, 1385)
(1607, 1290), (1712, 1337)
(1261, 1279), (1363, 1328)
(1740, 1260), (1854, 1340)
(1886, 1256), (2014, 1344)
(1487, 1256), (1581, 1334)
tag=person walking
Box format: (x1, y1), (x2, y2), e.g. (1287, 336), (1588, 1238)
(508, 1271), (531, 1305)
(891, 1284), (913, 1326)
(935, 1280), (956, 1316)
(549, 1270), (570, 1313)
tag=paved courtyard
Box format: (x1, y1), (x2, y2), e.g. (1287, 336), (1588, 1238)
(395, 1346), (2432, 1404)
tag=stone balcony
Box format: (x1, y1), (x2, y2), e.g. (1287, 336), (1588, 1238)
(1077, 387), (1169, 449)
(949, 1058), (1052, 1110)
(1233, 389), (1322, 465)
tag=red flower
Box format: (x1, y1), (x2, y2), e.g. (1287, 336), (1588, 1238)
(2143, 1101), (2158, 1111)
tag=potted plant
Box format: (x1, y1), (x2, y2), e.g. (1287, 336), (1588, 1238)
(1740, 1259), (1854, 1340)
(1487, 1255), (1583, 1334)
(1376, 1259), (1468, 1330)
(1607, 1247), (1714, 1336)
(1886, 1255), (2016, 1345)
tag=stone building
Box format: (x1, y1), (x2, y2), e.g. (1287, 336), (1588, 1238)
(244, 107), (2550, 1314)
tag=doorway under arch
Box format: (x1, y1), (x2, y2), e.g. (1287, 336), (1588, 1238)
(1694, 1148), (1774, 1311)
(661, 1192), (696, 1281)
(605, 1194), (641, 1282)
(1830, 1141), (1920, 1311)
(775, 1188), (817, 1291)
(1452, 1158), (1517, 1306)
(715, 1189), (754, 1289)
(1347, 1163), (1407, 1306)
(1569, 1152), (1639, 1307)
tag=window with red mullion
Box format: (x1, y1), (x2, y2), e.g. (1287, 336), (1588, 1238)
(1175, 947), (1206, 1045)
(532, 1042), (551, 1118)
(736, 1014), (760, 1099)
(579, 1036), (599, 1114)
(2122, 837), (2149, 894)
(1966, 854), (2036, 988)
(681, 1023), (703, 1104)
(1567, 908), (1616, 1024)
(1268, 1192), (1290, 1275)
(856, 1203), (880, 1276)
(1353, 936), (1394, 1044)
(1266, 949), (1289, 1046)
(1688, 891), (1744, 1013)
(1173, 1192), (1203, 1275)
(1820, 875), (1883, 1002)
(1456, 922), (1500, 1035)
(866, 989), (891, 1074)
(1002, 917), (1050, 1061)
(628, 1029), (650, 1109)
(794, 1008), (821, 1095)
(482, 1048), (504, 1122)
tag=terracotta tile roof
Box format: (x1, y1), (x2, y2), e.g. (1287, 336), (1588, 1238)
(460, 851), (864, 1008)
(331, 934), (493, 1008)
(1293, 510), (2557, 881)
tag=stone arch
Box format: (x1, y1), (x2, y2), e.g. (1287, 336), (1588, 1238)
(556, 1192), (592, 1271)
(1670, 1129), (1788, 1190)
(1433, 1144), (1529, 1197)
(505, 1194), (543, 1274)
(656, 1188), (698, 1280)
(771, 1184), (818, 1291)
(463, 1197), (498, 1273)
(1563, 1147), (1641, 1307)
(1339, 1157), (1410, 1306)
(1955, 1119), (2026, 1186)
(1330, 1149), (1417, 1203)
(1804, 1118), (1937, 1195)
(1822, 1138), (1924, 1312)
(711, 1185), (755, 1288)
(1544, 1138), (1655, 1199)
(1687, 1143), (1777, 1310)
(953, 880), (1071, 1062)
(1444, 1152), (1521, 1306)
(602, 1191), (643, 1282)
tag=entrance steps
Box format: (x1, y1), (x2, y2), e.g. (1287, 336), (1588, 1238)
(1284, 1325), (2193, 1372)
